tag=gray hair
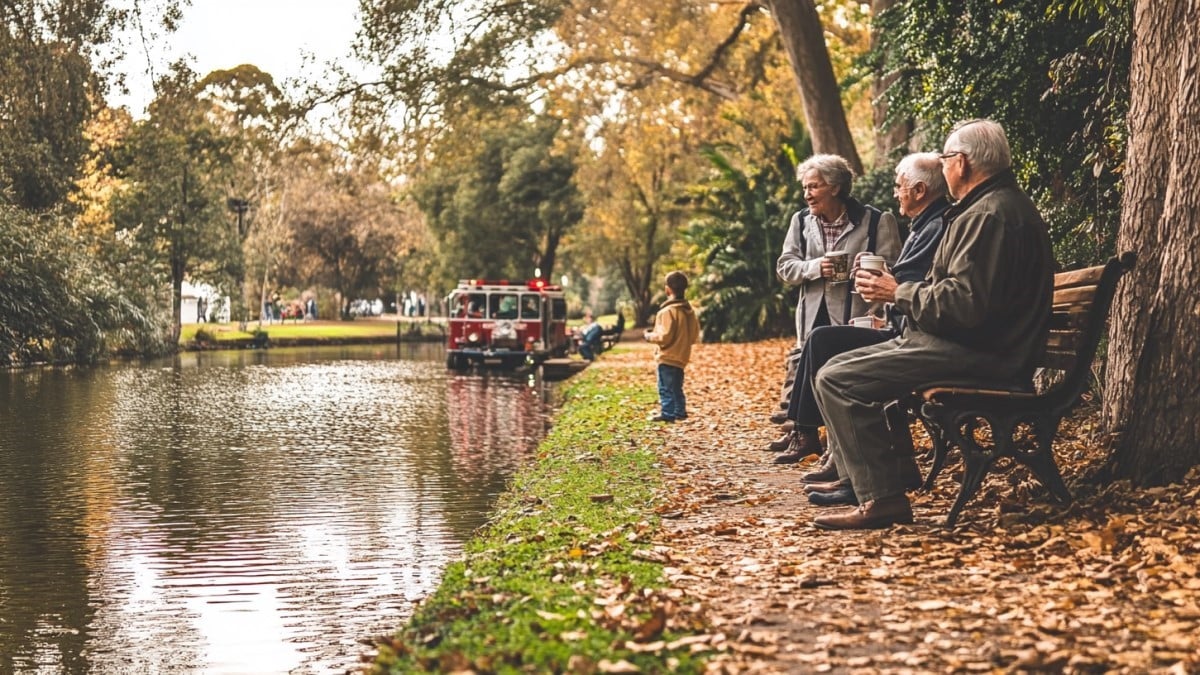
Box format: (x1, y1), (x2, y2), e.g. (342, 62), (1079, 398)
(896, 152), (948, 198)
(944, 119), (1011, 177)
(795, 154), (855, 199)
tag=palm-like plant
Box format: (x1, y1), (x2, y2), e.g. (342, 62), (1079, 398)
(685, 127), (809, 342)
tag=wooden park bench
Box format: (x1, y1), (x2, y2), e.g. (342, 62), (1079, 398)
(908, 253), (1135, 527)
(599, 312), (625, 351)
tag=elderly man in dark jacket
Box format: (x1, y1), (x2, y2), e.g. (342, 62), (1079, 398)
(811, 119), (1055, 530)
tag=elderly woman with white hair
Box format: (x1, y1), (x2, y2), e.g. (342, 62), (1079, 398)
(767, 154), (901, 445)
(777, 154), (902, 347)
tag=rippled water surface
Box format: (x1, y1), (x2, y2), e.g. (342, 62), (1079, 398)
(0, 343), (555, 674)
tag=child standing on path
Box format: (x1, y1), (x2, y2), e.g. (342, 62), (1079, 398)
(644, 271), (702, 422)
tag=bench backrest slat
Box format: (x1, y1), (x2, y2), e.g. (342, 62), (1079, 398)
(1035, 255), (1134, 409)
(1052, 284), (1098, 307)
(1053, 265), (1106, 288)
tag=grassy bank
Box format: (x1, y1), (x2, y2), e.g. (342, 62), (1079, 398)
(369, 366), (710, 674)
(179, 320), (445, 348)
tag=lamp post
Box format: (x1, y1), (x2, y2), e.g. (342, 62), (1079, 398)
(227, 197), (251, 328)
(227, 197), (250, 237)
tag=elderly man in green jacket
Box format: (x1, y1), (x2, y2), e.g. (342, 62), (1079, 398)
(810, 119), (1055, 530)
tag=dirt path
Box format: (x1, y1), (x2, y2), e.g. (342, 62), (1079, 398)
(598, 338), (1200, 674)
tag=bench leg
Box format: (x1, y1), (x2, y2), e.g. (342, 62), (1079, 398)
(1018, 424), (1073, 504)
(945, 446), (992, 528)
(922, 420), (951, 492)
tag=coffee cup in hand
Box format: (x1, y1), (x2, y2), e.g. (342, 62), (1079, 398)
(859, 254), (886, 274)
(825, 250), (850, 283)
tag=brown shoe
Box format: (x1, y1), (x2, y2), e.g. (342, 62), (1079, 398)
(780, 420), (796, 433)
(773, 450), (815, 465)
(803, 477), (850, 494)
(813, 495), (914, 530)
(787, 428), (821, 455)
(767, 430), (794, 452)
(769, 410), (789, 425)
(801, 453), (838, 483)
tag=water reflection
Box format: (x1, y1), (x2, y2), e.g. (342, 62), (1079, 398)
(0, 344), (555, 673)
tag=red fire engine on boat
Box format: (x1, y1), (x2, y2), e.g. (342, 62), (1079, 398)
(445, 279), (571, 369)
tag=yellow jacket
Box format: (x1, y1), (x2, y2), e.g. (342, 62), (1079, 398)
(645, 298), (701, 368)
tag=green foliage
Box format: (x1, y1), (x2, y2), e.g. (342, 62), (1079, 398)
(871, 0), (1130, 267)
(371, 370), (707, 673)
(413, 111), (583, 288)
(683, 123), (809, 342)
(110, 63), (240, 330)
(0, 0), (127, 210)
(0, 206), (167, 365)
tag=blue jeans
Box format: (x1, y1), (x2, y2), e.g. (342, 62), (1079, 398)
(657, 364), (687, 420)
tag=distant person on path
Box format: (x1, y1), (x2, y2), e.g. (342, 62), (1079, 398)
(811, 119), (1054, 530)
(643, 271), (702, 423)
(771, 152), (950, 467)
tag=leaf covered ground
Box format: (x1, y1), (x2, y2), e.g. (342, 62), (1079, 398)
(602, 337), (1200, 674)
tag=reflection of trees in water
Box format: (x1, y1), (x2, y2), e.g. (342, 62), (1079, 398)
(446, 374), (549, 486)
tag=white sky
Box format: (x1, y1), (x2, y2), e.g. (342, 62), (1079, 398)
(111, 0), (363, 117)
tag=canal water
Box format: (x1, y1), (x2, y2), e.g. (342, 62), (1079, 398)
(0, 343), (557, 674)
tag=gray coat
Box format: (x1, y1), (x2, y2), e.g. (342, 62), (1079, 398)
(776, 199), (902, 347)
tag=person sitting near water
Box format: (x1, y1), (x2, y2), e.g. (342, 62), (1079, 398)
(576, 309), (603, 360)
(811, 119), (1054, 530)
(771, 152), (951, 471)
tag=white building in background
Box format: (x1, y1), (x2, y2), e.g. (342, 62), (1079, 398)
(180, 281), (230, 324)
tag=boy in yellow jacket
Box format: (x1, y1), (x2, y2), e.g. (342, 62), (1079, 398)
(643, 271), (702, 422)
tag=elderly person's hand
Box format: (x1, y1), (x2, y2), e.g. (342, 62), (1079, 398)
(819, 257), (836, 278)
(854, 268), (899, 303)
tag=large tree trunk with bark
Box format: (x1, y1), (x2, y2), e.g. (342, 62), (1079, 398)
(1102, 0), (1200, 484)
(870, 0), (912, 167)
(766, 0), (863, 174)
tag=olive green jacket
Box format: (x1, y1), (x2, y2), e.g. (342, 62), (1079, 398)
(893, 170), (1054, 382)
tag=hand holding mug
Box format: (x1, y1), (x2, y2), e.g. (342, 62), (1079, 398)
(855, 268), (899, 302)
(823, 250), (850, 282)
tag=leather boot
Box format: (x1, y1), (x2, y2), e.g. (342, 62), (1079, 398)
(772, 427), (822, 465)
(808, 485), (858, 506)
(801, 452), (838, 484)
(767, 430), (794, 452)
(813, 495), (914, 530)
(803, 477), (850, 494)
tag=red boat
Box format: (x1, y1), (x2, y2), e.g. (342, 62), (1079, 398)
(445, 279), (571, 369)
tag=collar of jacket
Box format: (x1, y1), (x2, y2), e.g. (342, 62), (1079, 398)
(910, 196), (951, 233)
(843, 196), (868, 224)
(945, 169), (1019, 220)
(662, 298), (691, 310)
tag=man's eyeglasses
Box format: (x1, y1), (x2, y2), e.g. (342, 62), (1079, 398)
(938, 151), (965, 161)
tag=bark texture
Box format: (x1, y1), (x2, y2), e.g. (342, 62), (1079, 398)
(870, 0), (912, 167)
(766, 0), (863, 174)
(1103, 0), (1200, 483)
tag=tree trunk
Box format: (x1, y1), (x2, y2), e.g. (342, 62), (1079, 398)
(870, 0), (912, 167)
(766, 0), (863, 174)
(170, 256), (186, 345)
(1102, 0), (1200, 484)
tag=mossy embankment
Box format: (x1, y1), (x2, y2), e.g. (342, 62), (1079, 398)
(369, 356), (711, 674)
(179, 320), (444, 350)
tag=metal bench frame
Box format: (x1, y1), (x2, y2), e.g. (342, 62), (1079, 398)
(913, 253), (1135, 527)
